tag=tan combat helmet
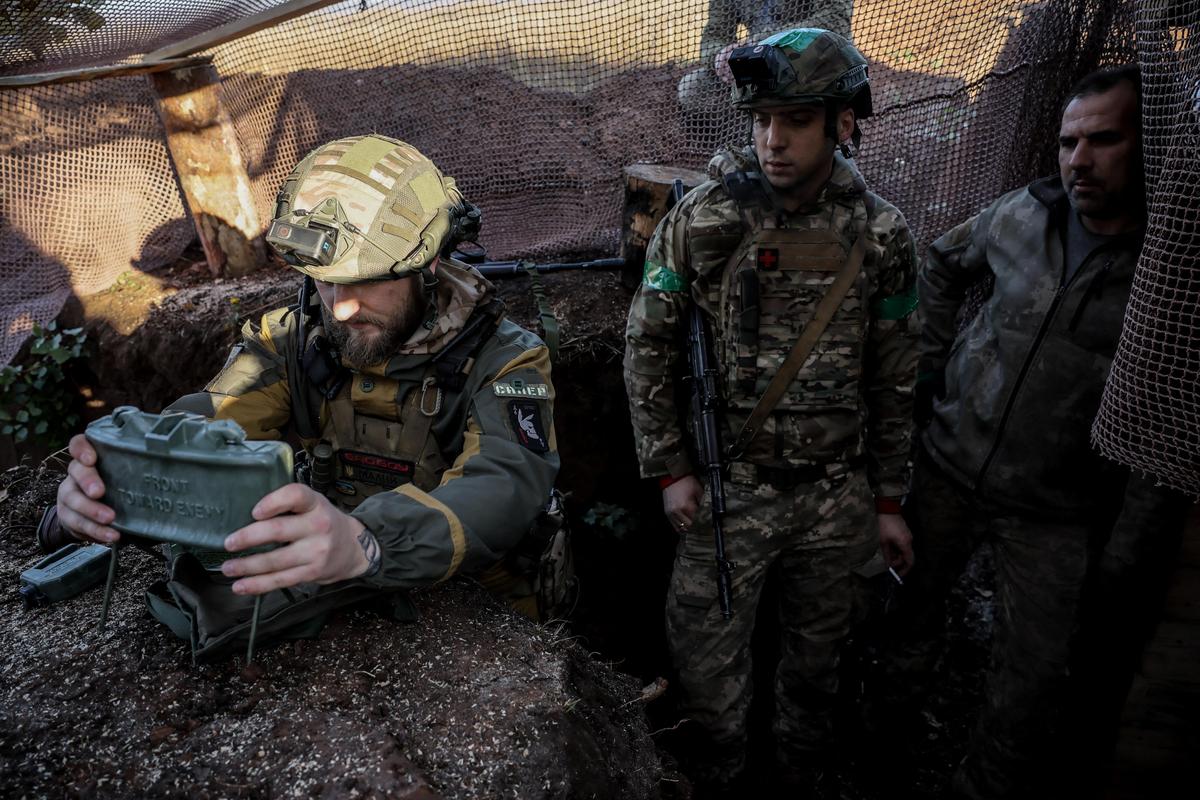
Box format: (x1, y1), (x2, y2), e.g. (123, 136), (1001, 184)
(266, 135), (479, 284)
(727, 28), (873, 121)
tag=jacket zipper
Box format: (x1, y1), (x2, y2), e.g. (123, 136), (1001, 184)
(973, 244), (1113, 492)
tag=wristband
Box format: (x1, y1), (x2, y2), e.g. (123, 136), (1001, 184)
(874, 496), (904, 515)
(659, 474), (688, 490)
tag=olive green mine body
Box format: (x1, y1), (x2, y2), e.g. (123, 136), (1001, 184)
(19, 543), (112, 607)
(85, 407), (293, 552)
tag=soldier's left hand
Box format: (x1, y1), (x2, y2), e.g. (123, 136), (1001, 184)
(878, 513), (914, 576)
(220, 483), (380, 595)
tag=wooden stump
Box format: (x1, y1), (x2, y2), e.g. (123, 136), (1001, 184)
(149, 62), (264, 278)
(620, 164), (707, 290)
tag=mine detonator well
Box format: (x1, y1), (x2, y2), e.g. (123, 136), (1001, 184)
(85, 406), (293, 662)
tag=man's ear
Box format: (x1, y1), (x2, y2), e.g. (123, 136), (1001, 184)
(837, 106), (856, 145)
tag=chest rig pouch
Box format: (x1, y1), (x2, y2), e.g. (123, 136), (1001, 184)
(307, 299), (506, 506)
(718, 206), (871, 416)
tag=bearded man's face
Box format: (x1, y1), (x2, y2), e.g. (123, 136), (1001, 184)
(314, 276), (426, 368)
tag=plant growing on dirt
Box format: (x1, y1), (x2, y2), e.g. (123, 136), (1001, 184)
(582, 501), (640, 540)
(0, 321), (87, 446)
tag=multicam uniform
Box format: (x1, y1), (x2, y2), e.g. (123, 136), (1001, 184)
(175, 260), (559, 612)
(624, 146), (918, 774)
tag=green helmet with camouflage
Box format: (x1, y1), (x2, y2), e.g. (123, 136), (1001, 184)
(727, 28), (873, 121)
(266, 135), (480, 284)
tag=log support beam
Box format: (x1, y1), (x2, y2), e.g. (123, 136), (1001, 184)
(149, 63), (263, 278)
(620, 164), (707, 290)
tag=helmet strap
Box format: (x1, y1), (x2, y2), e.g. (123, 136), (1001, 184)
(419, 268), (440, 330)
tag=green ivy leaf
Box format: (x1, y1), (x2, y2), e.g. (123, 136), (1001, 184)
(15, 409), (29, 423)
(34, 420), (48, 435)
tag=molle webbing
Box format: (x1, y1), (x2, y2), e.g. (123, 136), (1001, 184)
(728, 212), (870, 459)
(736, 268), (760, 394)
(430, 298), (505, 390)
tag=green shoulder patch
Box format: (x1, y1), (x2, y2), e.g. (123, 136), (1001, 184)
(872, 287), (918, 321)
(643, 261), (688, 293)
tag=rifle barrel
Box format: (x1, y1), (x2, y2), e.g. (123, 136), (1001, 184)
(473, 258), (624, 277)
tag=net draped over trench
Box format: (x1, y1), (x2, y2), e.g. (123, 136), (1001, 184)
(1, 0), (1197, 494)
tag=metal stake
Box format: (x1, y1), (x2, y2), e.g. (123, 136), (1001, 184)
(246, 593), (263, 665)
(98, 542), (121, 630)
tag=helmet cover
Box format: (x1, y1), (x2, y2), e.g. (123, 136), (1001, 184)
(728, 28), (872, 118)
(268, 135), (475, 284)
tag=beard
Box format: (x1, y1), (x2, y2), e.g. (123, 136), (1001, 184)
(321, 296), (426, 368)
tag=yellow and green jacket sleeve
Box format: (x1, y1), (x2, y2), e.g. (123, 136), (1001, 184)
(167, 312), (293, 439)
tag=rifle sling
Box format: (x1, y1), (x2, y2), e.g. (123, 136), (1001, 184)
(728, 225), (869, 460)
(522, 261), (559, 360)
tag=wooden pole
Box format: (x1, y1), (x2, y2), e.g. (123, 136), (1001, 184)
(148, 62), (263, 278)
(620, 164), (707, 290)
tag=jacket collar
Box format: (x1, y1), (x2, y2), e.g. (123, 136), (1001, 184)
(1028, 175), (1069, 211)
(1029, 175), (1145, 243)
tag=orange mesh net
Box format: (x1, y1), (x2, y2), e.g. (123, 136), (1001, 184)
(1, 0), (1197, 492)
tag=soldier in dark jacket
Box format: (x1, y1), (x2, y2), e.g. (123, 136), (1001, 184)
(881, 66), (1189, 798)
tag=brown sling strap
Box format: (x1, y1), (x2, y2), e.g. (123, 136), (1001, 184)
(727, 222), (869, 460)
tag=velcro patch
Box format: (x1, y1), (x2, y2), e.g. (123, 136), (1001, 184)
(756, 247), (780, 271)
(493, 380), (550, 399)
(507, 399), (549, 454)
(338, 450), (414, 489)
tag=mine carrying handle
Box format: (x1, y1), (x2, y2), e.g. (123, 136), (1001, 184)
(673, 178), (735, 620)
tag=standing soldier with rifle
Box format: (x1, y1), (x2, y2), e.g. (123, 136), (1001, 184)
(623, 28), (919, 794)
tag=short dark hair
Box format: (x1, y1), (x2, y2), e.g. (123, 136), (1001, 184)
(1065, 64), (1142, 109)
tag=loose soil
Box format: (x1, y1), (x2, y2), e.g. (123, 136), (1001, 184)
(0, 462), (662, 800)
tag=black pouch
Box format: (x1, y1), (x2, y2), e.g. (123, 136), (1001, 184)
(480, 489), (578, 623)
(145, 552), (415, 663)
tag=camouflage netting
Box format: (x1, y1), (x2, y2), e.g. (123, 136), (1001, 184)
(0, 0), (1197, 491)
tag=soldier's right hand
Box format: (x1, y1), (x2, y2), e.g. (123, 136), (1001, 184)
(55, 433), (120, 544)
(663, 475), (704, 532)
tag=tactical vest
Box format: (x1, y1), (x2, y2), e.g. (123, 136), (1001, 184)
(290, 296), (575, 622)
(291, 297), (504, 506)
(700, 190), (874, 465)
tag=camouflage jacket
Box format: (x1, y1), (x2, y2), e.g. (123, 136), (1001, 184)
(919, 177), (1140, 516)
(172, 261), (559, 590)
(698, 0), (854, 64)
(624, 148), (918, 498)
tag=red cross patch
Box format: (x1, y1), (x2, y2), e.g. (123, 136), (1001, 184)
(756, 247), (780, 271)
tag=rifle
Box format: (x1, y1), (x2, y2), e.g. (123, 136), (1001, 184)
(470, 258), (624, 278)
(674, 178), (735, 620)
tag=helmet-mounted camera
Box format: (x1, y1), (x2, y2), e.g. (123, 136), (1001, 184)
(728, 44), (798, 96)
(266, 218), (337, 267)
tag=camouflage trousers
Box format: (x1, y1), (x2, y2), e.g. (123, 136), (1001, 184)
(881, 449), (1096, 799)
(666, 464), (877, 785)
